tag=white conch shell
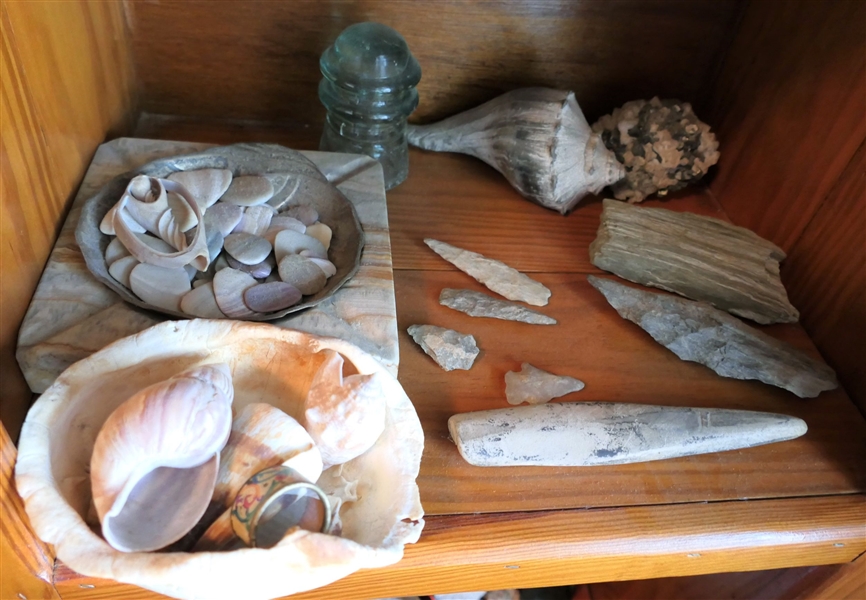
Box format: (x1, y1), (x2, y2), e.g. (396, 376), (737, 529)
(99, 203), (146, 236)
(303, 349), (387, 467)
(90, 363), (234, 552)
(113, 178), (210, 270)
(407, 87), (626, 214)
(124, 175), (169, 234)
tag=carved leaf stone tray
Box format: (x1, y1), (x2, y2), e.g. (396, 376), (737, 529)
(75, 143), (365, 321)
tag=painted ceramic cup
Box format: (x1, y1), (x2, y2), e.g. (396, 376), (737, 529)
(230, 465), (332, 548)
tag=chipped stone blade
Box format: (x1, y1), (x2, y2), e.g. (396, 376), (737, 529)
(448, 402), (807, 467)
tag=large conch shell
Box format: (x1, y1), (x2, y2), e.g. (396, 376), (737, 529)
(15, 321), (424, 600)
(90, 363), (234, 552)
(304, 349), (387, 467)
(124, 174), (170, 234)
(112, 178), (210, 270)
(407, 87), (625, 214)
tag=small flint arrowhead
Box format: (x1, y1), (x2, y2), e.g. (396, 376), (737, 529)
(448, 402), (807, 467)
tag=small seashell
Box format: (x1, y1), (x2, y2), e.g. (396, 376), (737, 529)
(180, 281), (226, 319)
(243, 282), (303, 312)
(129, 263), (192, 313)
(220, 175), (274, 206)
(303, 350), (387, 467)
(113, 179), (209, 270)
(407, 87), (625, 214)
(100, 203), (146, 236)
(203, 202), (244, 236)
(167, 168), (233, 209)
(232, 205), (275, 236)
(224, 232), (272, 266)
(306, 257), (337, 277)
(104, 237), (131, 266)
(213, 268), (260, 318)
(108, 255), (141, 288)
(274, 229), (327, 262)
(277, 255), (327, 295)
(305, 223), (332, 251)
(90, 363), (234, 552)
(226, 254), (275, 279)
(283, 205), (318, 226)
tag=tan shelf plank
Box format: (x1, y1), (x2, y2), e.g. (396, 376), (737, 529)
(53, 495), (866, 600)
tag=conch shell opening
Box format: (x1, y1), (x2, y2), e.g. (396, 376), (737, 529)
(90, 363), (234, 552)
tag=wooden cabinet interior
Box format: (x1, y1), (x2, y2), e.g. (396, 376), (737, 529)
(1, 0), (863, 598)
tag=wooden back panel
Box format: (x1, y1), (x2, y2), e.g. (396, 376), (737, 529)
(0, 1), (137, 439)
(128, 0), (743, 124)
(709, 0), (866, 414)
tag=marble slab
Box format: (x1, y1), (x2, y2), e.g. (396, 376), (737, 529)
(16, 138), (398, 393)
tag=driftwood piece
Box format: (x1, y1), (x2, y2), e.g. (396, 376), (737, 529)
(448, 402), (807, 467)
(588, 276), (837, 398)
(588, 199), (799, 324)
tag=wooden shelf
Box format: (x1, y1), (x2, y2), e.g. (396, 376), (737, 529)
(42, 119), (866, 598)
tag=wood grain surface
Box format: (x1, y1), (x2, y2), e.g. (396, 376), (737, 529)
(590, 552), (866, 600)
(708, 0), (866, 252)
(785, 142), (866, 417)
(128, 0), (742, 125)
(0, 0), (136, 440)
(52, 495), (865, 600)
(0, 422), (59, 600)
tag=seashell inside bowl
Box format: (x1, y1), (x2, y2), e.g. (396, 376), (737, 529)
(15, 320), (424, 600)
(75, 143), (365, 321)
(90, 363), (234, 552)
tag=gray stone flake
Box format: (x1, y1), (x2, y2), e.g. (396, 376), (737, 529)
(505, 363), (584, 405)
(588, 276), (837, 398)
(407, 324), (480, 371)
(439, 289), (556, 325)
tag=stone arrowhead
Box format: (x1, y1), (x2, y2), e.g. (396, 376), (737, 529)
(408, 324), (479, 371)
(425, 239), (550, 306)
(505, 363), (584, 405)
(588, 276), (837, 398)
(440, 289), (556, 325)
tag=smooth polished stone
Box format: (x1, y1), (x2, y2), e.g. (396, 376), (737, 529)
(277, 255), (327, 295)
(129, 263), (192, 313)
(212, 268), (259, 318)
(283, 205), (319, 226)
(180, 281), (226, 318)
(104, 237), (131, 266)
(168, 168), (232, 209)
(107, 255), (140, 288)
(243, 282), (303, 313)
(232, 205), (275, 236)
(204, 202), (244, 236)
(305, 222), (332, 251)
(274, 229), (327, 262)
(223, 232), (272, 265)
(220, 175), (274, 206)
(226, 254), (275, 279)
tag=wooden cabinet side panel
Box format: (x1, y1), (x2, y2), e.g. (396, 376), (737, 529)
(708, 0), (865, 252)
(0, 0), (137, 439)
(784, 143), (866, 416)
(0, 423), (59, 600)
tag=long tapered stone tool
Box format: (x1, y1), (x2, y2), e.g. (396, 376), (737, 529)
(448, 402), (807, 467)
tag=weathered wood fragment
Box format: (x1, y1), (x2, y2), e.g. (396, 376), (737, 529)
(588, 199), (799, 324)
(448, 402), (807, 467)
(588, 276), (837, 398)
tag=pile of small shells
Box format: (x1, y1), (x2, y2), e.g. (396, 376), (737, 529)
(100, 169), (337, 319)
